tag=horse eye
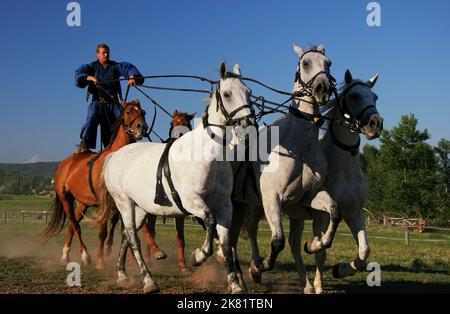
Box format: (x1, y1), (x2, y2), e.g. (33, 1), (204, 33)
(223, 92), (231, 98)
(302, 61), (309, 67)
(126, 111), (131, 115)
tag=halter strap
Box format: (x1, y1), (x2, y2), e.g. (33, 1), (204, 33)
(329, 122), (360, 156)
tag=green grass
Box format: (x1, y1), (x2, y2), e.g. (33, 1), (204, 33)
(0, 195), (53, 212)
(0, 195), (449, 294)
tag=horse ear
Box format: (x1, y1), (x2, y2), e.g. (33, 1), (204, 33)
(220, 62), (227, 79)
(345, 69), (353, 85)
(121, 99), (127, 109)
(317, 44), (325, 54)
(232, 64), (241, 76)
(293, 43), (304, 58)
(172, 110), (179, 118)
(367, 73), (379, 88)
(202, 98), (212, 106)
(190, 112), (196, 119)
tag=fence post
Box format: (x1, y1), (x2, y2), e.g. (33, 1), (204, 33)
(44, 211), (48, 225)
(404, 226), (410, 245)
(21, 211), (25, 224)
(3, 210), (6, 224)
(383, 215), (387, 227)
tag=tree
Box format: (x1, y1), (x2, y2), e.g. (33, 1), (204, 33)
(364, 114), (439, 218)
(434, 139), (450, 223)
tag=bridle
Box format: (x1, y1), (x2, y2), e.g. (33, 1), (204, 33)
(290, 49), (337, 127)
(329, 81), (378, 155)
(119, 103), (149, 140)
(337, 81), (377, 133)
(202, 73), (256, 139)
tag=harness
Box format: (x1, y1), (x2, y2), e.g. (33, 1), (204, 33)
(154, 138), (191, 215)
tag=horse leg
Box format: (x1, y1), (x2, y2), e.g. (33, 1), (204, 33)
(62, 202), (89, 264)
(332, 210), (369, 278)
(118, 201), (159, 293)
(260, 199), (285, 273)
(304, 190), (340, 254)
(61, 225), (74, 265)
(229, 201), (248, 292)
(215, 201), (244, 294)
(311, 211), (329, 294)
(247, 205), (265, 283)
(104, 211), (120, 256)
(189, 211), (215, 267)
(96, 221), (108, 270)
(288, 217), (314, 294)
(141, 214), (167, 260)
(175, 217), (190, 272)
(116, 229), (130, 287)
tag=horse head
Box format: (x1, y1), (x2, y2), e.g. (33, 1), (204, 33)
(339, 69), (383, 140)
(293, 43), (335, 104)
(120, 99), (148, 141)
(170, 110), (195, 138)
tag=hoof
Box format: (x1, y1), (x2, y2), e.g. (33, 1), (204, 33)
(189, 248), (206, 267)
(180, 266), (191, 274)
(332, 263), (343, 279)
(231, 286), (244, 294)
(303, 285), (315, 294)
(315, 287), (323, 295)
(249, 260), (262, 284)
(304, 239), (315, 255)
(81, 253), (91, 267)
(143, 281), (160, 294)
(154, 250), (167, 260)
(95, 260), (106, 270)
(116, 275), (129, 288)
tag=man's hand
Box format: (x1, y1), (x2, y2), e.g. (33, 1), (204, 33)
(128, 76), (136, 86)
(87, 76), (97, 85)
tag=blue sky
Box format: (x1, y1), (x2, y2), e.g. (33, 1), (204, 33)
(0, 0), (449, 163)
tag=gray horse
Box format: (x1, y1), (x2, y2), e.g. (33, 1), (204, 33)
(230, 44), (340, 284)
(242, 69), (383, 293)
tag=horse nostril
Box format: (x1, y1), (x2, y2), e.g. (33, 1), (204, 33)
(315, 83), (323, 93)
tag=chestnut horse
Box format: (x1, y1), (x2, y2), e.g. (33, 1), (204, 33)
(41, 99), (148, 269)
(104, 110), (195, 272)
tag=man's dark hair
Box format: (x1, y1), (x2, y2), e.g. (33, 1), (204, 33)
(96, 43), (110, 53)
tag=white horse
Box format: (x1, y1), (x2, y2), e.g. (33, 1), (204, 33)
(289, 69), (383, 293)
(95, 62), (255, 294)
(230, 44), (340, 283)
(242, 70), (383, 293)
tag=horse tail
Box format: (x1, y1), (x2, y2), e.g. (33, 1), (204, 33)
(93, 154), (117, 224)
(41, 195), (67, 243)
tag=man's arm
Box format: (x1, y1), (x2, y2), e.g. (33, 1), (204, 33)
(115, 62), (145, 85)
(75, 63), (96, 88)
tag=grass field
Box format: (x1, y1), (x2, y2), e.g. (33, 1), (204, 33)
(0, 195), (449, 294)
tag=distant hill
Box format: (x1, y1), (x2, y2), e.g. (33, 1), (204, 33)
(0, 162), (59, 179)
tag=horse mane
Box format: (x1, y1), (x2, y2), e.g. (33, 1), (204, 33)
(105, 114), (123, 149)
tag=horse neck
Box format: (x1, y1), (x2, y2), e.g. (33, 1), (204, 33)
(323, 106), (361, 160)
(105, 124), (131, 153)
(288, 82), (321, 138)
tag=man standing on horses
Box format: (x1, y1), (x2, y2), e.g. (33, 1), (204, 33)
(74, 43), (145, 154)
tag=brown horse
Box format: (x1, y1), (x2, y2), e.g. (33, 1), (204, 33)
(41, 99), (148, 269)
(104, 110), (195, 271)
